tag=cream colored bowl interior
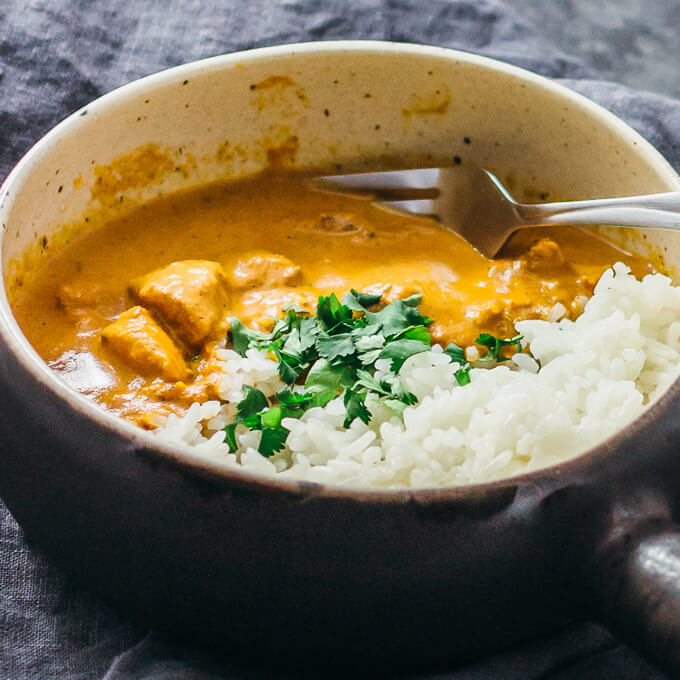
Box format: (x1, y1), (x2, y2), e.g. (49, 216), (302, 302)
(2, 41), (680, 310)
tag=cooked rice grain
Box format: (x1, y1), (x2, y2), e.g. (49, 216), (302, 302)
(151, 263), (680, 488)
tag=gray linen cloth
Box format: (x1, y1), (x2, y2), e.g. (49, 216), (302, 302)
(0, 1), (677, 677)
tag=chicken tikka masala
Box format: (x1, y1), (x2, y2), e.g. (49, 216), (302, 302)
(12, 171), (653, 427)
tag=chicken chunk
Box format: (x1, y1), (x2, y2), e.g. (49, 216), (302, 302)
(234, 287), (318, 331)
(524, 238), (568, 274)
(101, 306), (190, 382)
(228, 252), (301, 290)
(57, 280), (104, 309)
(56, 279), (125, 331)
(130, 260), (229, 348)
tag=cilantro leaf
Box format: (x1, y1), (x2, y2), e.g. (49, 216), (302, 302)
(346, 369), (417, 423)
(241, 413), (262, 429)
(277, 387), (336, 410)
(341, 290), (369, 314)
(268, 317), (291, 341)
(277, 388), (314, 406)
(373, 299), (431, 338)
(311, 390), (338, 408)
(382, 398), (409, 418)
(357, 348), (383, 365)
(315, 331), (356, 364)
(455, 365), (472, 386)
(260, 405), (284, 429)
(237, 385), (269, 418)
(354, 333), (385, 352)
(353, 368), (391, 397)
(298, 317), (320, 352)
(444, 342), (467, 364)
(259, 427), (290, 457)
(379, 338), (430, 372)
(316, 293), (353, 331)
(350, 323), (382, 339)
(342, 291), (432, 339)
(280, 316), (318, 357)
(230, 318), (272, 356)
(224, 422), (239, 452)
(476, 333), (523, 362)
(401, 293), (423, 307)
(278, 358), (303, 384)
(443, 343), (473, 385)
(305, 358), (344, 393)
(354, 332), (385, 365)
(281, 327), (304, 357)
(281, 304), (310, 315)
(225, 288), (532, 454)
(343, 387), (371, 427)
(349, 288), (382, 307)
(396, 324), (431, 343)
(269, 346), (305, 384)
(380, 373), (418, 405)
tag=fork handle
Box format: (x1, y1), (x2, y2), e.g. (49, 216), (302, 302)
(521, 192), (680, 231)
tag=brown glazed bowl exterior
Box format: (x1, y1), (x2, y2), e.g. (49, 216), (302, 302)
(2, 42), (680, 674)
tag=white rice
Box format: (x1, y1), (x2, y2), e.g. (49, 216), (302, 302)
(151, 263), (680, 488)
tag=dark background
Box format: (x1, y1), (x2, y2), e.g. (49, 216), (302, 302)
(1, 0), (680, 678)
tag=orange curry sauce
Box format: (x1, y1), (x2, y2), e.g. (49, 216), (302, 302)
(12, 172), (654, 426)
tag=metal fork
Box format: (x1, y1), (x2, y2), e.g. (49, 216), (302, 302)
(312, 166), (680, 258)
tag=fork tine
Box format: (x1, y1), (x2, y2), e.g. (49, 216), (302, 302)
(312, 168), (441, 201)
(315, 185), (439, 201)
(378, 198), (438, 218)
(316, 167), (440, 189)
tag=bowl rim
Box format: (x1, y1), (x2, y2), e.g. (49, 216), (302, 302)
(2, 39), (680, 503)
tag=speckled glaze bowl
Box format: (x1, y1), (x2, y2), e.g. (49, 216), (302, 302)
(2, 42), (680, 675)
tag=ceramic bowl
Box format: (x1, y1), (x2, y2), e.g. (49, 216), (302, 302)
(1, 42), (680, 674)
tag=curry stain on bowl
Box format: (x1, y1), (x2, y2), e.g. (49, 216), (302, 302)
(401, 83), (451, 119)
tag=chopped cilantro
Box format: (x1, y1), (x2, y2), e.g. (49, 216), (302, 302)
(270, 346), (304, 385)
(454, 364), (472, 386)
(444, 342), (466, 364)
(260, 404), (284, 429)
(315, 331), (355, 363)
(382, 398), (409, 418)
(224, 422), (239, 452)
(343, 387), (371, 427)
(342, 290), (432, 338)
(475, 333), (523, 362)
(304, 358), (347, 393)
(224, 290), (531, 456)
(237, 385), (269, 417)
(353, 368), (391, 397)
(354, 333), (385, 352)
(316, 293), (353, 331)
(349, 288), (382, 307)
(259, 427), (289, 456)
(379, 338), (430, 372)
(442, 343), (473, 385)
(229, 318), (271, 355)
(396, 324), (431, 343)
